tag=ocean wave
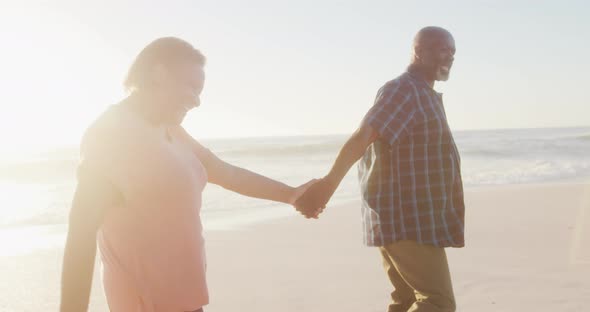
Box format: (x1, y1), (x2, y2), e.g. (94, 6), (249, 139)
(216, 142), (343, 158)
(460, 148), (515, 158)
(463, 159), (590, 186)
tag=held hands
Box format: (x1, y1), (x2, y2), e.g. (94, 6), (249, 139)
(294, 177), (338, 219)
(288, 179), (323, 218)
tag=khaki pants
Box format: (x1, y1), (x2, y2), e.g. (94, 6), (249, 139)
(379, 241), (456, 312)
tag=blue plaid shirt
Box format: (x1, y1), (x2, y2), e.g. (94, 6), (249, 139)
(358, 71), (465, 247)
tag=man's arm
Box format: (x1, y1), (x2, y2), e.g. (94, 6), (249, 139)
(295, 123), (379, 216)
(325, 123), (379, 187)
(60, 170), (120, 312)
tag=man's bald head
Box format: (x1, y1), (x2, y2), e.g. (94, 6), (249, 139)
(410, 26), (456, 82)
(413, 26), (453, 51)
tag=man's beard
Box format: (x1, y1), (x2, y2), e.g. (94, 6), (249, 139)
(435, 65), (451, 81)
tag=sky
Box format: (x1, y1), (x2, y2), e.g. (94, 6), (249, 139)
(0, 0), (589, 151)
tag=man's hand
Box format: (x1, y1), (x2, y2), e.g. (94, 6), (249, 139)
(294, 177), (337, 218)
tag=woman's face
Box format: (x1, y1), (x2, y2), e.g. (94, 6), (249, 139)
(157, 61), (205, 125)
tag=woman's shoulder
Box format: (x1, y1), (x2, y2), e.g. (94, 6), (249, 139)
(80, 103), (140, 155)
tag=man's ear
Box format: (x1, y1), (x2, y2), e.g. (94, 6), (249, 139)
(413, 46), (424, 62)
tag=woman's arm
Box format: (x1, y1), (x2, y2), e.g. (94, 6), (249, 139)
(211, 161), (312, 205)
(60, 169), (121, 311)
(173, 127), (315, 205)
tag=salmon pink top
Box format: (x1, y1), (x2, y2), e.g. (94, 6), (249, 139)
(79, 103), (209, 312)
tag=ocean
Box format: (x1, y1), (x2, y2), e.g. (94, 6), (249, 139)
(1, 127), (589, 255)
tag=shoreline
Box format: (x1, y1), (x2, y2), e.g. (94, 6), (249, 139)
(1, 177), (589, 256)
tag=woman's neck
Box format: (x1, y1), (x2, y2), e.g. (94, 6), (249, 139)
(125, 91), (164, 126)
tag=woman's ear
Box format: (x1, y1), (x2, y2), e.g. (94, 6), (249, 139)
(150, 63), (170, 86)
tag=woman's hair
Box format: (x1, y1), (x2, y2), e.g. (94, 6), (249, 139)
(124, 37), (206, 92)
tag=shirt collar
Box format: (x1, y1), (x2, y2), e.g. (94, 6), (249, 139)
(405, 67), (443, 98)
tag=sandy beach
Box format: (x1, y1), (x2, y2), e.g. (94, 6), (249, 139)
(1, 182), (589, 311)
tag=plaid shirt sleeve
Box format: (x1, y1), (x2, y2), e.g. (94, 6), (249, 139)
(362, 81), (415, 145)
